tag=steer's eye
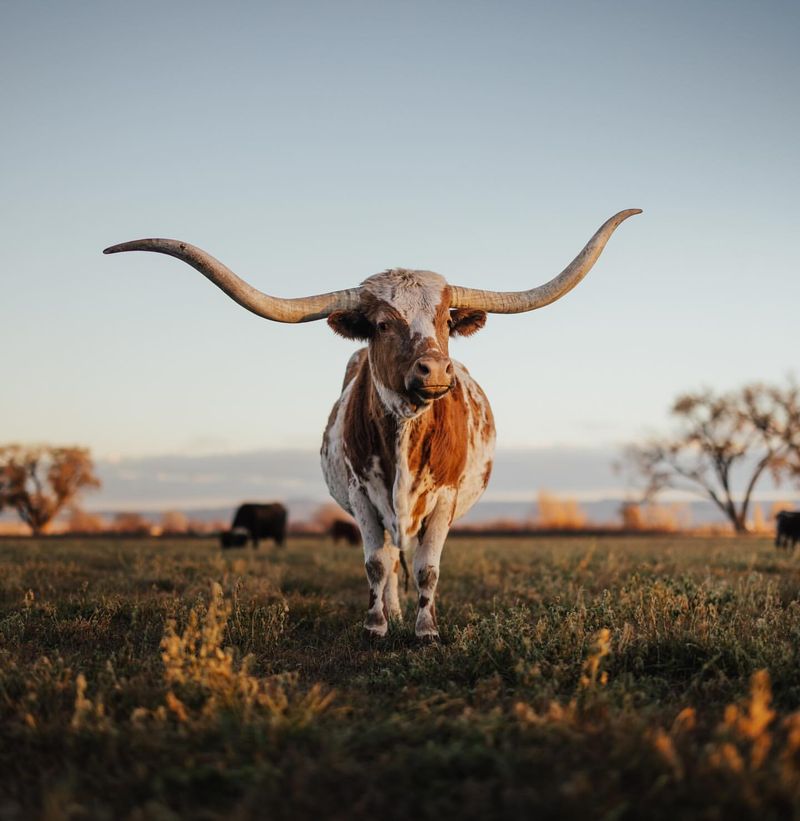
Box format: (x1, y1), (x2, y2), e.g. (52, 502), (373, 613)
(376, 321), (389, 333)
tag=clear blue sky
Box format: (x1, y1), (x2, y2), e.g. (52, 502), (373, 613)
(2, 1), (798, 461)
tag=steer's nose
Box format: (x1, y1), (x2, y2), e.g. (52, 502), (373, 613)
(413, 355), (453, 382)
(406, 353), (454, 400)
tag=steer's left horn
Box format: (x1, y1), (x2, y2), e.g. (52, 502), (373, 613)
(102, 238), (361, 323)
(449, 209), (641, 313)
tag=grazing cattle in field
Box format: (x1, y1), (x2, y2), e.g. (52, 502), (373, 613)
(220, 527), (249, 549)
(330, 519), (360, 546)
(105, 208), (640, 638)
(775, 511), (800, 550)
(223, 503), (287, 549)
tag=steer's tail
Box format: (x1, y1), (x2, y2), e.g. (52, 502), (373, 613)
(399, 550), (410, 593)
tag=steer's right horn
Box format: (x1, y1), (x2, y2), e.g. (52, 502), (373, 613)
(102, 238), (361, 323)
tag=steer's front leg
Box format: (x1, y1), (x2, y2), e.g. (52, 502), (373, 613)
(413, 494), (454, 640)
(382, 538), (403, 623)
(349, 487), (394, 638)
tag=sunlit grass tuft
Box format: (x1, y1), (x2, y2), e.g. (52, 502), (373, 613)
(157, 581), (334, 727)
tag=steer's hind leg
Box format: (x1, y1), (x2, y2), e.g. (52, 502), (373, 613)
(349, 488), (393, 638)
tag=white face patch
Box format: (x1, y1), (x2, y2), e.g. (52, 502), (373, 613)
(362, 269), (449, 419)
(361, 268), (447, 350)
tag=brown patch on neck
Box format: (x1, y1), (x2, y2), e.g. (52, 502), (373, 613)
(343, 355), (397, 494)
(403, 386), (469, 533)
(407, 381), (468, 487)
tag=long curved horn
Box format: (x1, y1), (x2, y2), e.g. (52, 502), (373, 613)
(103, 239), (361, 323)
(449, 209), (641, 313)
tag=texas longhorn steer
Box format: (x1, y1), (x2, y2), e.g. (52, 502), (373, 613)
(104, 208), (640, 638)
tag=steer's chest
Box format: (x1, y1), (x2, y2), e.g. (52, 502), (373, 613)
(339, 428), (440, 550)
(380, 430), (442, 550)
(335, 365), (495, 547)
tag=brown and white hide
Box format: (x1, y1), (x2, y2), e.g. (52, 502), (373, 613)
(321, 269), (495, 638)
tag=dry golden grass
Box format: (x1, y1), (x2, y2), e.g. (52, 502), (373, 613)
(0, 534), (799, 819)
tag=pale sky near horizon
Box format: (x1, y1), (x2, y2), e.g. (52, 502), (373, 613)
(2, 1), (799, 463)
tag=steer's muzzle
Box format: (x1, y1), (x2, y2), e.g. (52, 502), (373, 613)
(405, 353), (454, 403)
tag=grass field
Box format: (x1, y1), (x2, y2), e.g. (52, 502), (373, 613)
(1, 535), (799, 820)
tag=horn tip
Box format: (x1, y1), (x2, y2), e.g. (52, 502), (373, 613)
(103, 240), (147, 254)
(103, 241), (140, 254)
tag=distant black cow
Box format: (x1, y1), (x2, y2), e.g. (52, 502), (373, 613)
(775, 511), (800, 550)
(220, 503), (287, 549)
(330, 520), (360, 546)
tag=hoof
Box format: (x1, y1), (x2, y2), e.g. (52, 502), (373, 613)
(363, 613), (388, 638)
(415, 611), (438, 639)
(363, 627), (388, 645)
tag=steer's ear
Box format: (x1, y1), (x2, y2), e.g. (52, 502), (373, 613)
(449, 309), (487, 337)
(328, 310), (373, 341)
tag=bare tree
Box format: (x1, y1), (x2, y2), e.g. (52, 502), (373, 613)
(0, 445), (101, 535)
(621, 383), (798, 533)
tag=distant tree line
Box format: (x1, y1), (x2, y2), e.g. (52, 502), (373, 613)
(4, 379), (799, 539)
